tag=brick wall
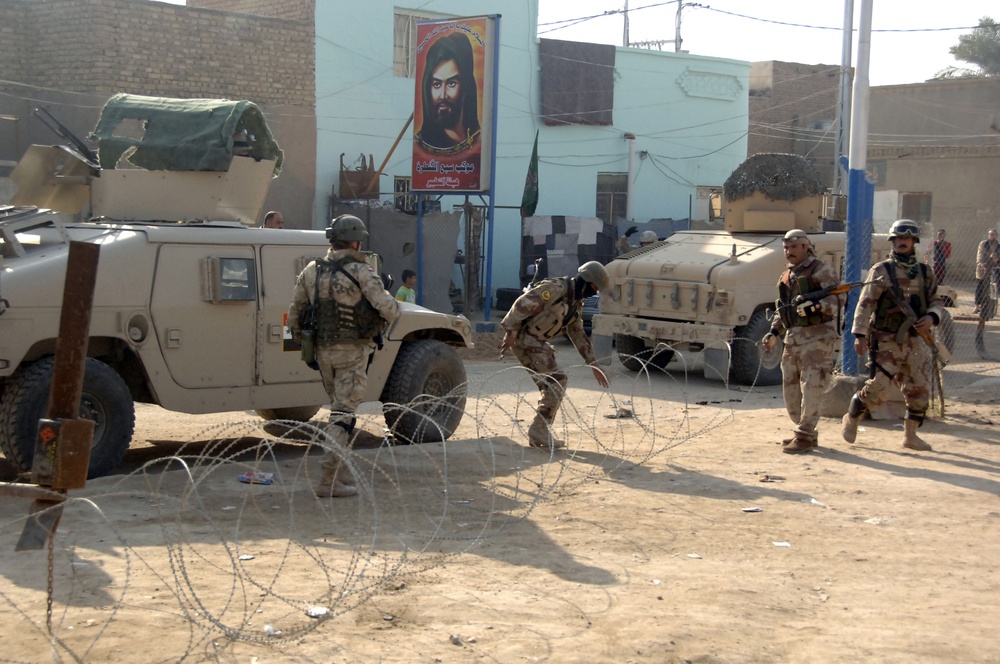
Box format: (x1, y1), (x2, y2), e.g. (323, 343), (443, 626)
(1, 0), (313, 107)
(186, 0), (313, 22)
(0, 0), (317, 227)
(748, 61), (843, 188)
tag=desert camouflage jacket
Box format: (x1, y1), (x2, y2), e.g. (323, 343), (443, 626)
(770, 255), (842, 345)
(852, 254), (943, 339)
(287, 248), (399, 345)
(501, 277), (596, 363)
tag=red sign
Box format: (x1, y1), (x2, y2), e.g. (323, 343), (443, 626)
(412, 17), (495, 192)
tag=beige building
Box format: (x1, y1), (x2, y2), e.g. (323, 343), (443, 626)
(748, 61), (843, 189)
(868, 77), (1000, 278)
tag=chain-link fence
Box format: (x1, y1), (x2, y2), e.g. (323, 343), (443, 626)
(331, 201), (486, 317)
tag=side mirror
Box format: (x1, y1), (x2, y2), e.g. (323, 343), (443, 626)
(382, 272), (394, 291)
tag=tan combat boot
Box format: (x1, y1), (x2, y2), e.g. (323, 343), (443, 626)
(841, 414), (860, 444)
(782, 437), (817, 449)
(902, 419), (932, 452)
(841, 395), (865, 444)
(527, 416), (565, 449)
(314, 463), (358, 498)
(782, 436), (814, 454)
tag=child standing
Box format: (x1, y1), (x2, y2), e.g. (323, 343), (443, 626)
(395, 269), (417, 303)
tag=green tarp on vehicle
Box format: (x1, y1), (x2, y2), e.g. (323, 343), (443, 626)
(91, 93), (283, 176)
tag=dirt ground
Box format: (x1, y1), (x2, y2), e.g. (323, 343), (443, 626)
(1, 340), (998, 663)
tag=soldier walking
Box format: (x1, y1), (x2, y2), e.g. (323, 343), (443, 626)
(287, 215), (400, 497)
(842, 219), (944, 452)
(499, 262), (611, 448)
(761, 229), (842, 454)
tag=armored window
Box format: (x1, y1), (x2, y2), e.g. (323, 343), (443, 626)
(203, 257), (257, 302)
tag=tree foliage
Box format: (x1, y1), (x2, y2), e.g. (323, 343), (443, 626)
(935, 16), (1000, 79)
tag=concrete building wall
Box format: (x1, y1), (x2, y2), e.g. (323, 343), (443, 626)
(314, 0), (750, 294)
(868, 79), (1000, 279)
(747, 61), (842, 188)
(869, 78), (1000, 148)
(0, 0), (316, 228)
(869, 145), (1000, 279)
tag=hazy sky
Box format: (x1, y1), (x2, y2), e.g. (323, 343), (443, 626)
(537, 0), (994, 86)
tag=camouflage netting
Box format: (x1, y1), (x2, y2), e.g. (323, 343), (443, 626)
(723, 153), (825, 202)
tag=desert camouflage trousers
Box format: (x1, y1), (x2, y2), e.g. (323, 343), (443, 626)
(512, 341), (567, 423)
(780, 337), (837, 442)
(859, 335), (930, 417)
(316, 342), (374, 472)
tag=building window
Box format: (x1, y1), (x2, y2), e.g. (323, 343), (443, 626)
(900, 192), (932, 223)
(393, 11), (438, 78)
(596, 173), (628, 224)
(394, 176), (416, 213)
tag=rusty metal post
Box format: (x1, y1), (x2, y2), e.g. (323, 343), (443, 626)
(13, 240), (101, 551)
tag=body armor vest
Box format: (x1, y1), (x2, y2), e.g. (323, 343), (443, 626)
(777, 259), (833, 328)
(524, 278), (579, 341)
(314, 257), (383, 342)
(873, 260), (928, 333)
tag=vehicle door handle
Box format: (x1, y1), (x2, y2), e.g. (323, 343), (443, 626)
(166, 327), (181, 348)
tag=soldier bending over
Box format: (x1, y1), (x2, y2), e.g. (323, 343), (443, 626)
(499, 262), (610, 448)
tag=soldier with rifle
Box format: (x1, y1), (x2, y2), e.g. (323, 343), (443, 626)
(841, 219), (945, 452)
(761, 229), (844, 454)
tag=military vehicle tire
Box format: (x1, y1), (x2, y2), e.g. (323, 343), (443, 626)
(731, 310), (782, 386)
(381, 339), (467, 444)
(615, 334), (674, 372)
(254, 406), (321, 422)
(0, 357), (135, 478)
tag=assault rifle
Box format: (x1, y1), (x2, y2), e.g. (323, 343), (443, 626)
(877, 276), (953, 365)
(792, 280), (870, 305)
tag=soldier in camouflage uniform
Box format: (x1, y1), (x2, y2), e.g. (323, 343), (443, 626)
(499, 261), (611, 448)
(842, 219), (944, 452)
(761, 229), (843, 454)
(288, 215), (400, 497)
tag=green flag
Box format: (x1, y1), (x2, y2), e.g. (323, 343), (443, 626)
(520, 130), (539, 218)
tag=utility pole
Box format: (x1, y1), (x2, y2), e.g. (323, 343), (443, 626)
(842, 0), (874, 375)
(674, 1), (683, 52)
(623, 0), (630, 48)
(834, 0), (854, 196)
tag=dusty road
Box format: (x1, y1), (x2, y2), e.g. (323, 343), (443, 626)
(1, 343), (998, 663)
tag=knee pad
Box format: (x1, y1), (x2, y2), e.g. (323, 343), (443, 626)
(904, 410), (925, 426)
(332, 416), (357, 434)
(848, 394), (866, 419)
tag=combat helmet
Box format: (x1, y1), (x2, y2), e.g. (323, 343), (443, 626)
(639, 230), (658, 245)
(888, 219), (920, 242)
(577, 261), (609, 291)
(326, 214), (368, 243)
(782, 228), (810, 244)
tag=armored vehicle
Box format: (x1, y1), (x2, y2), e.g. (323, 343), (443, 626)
(0, 95), (472, 478)
(595, 154), (882, 386)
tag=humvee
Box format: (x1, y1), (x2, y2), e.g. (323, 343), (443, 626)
(593, 154), (954, 386)
(0, 95), (472, 478)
